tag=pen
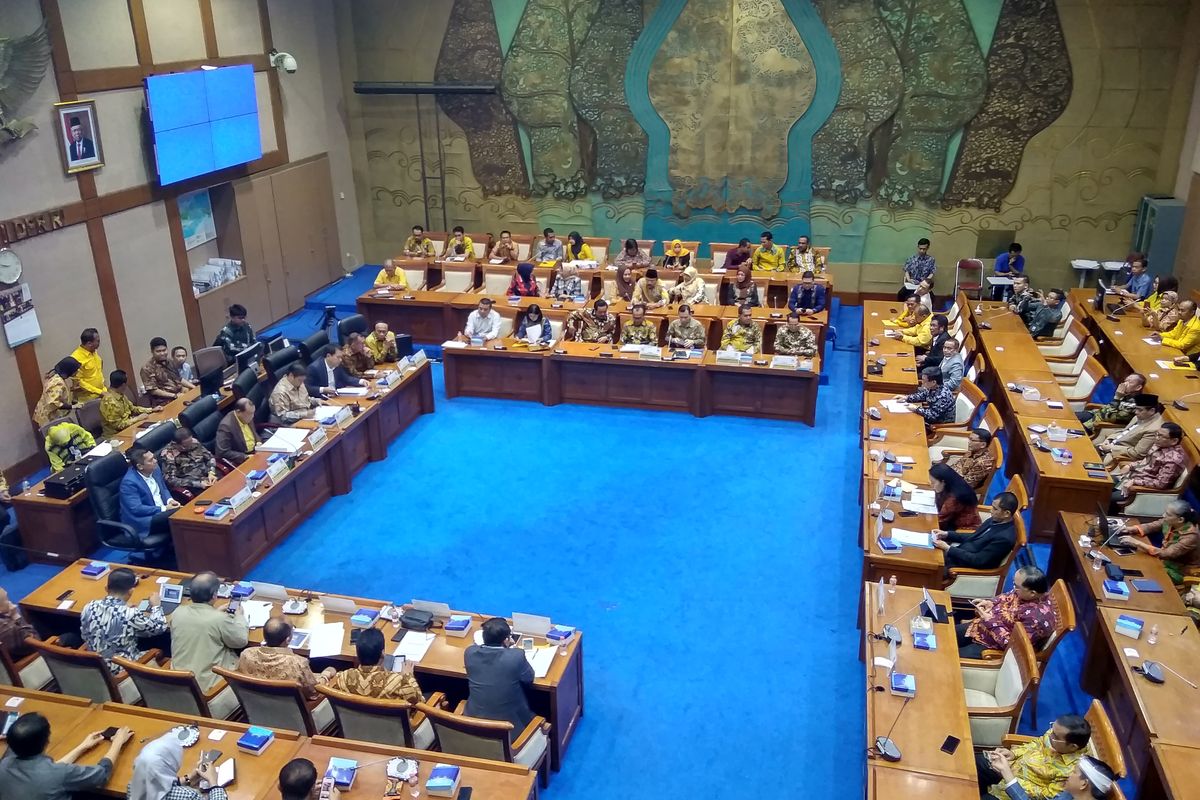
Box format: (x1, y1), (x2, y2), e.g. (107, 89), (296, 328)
(1182, 624), (1189, 636)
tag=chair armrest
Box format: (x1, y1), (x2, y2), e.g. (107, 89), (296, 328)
(935, 448), (968, 459)
(453, 699), (467, 715)
(929, 422), (970, 435)
(203, 677), (228, 701)
(1043, 352), (1082, 362)
(947, 566), (1003, 578)
(959, 650), (1004, 667)
(1001, 734), (1035, 748)
(13, 651), (41, 671)
(410, 691), (446, 728)
(138, 648), (162, 665)
(511, 714), (549, 752)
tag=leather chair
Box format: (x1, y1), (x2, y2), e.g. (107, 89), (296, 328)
(179, 395), (217, 431)
(265, 345), (301, 379)
(26, 636), (157, 704)
(213, 666), (336, 735)
(928, 403), (1002, 463)
(420, 701), (550, 789)
(190, 411), (221, 453)
(0, 644), (52, 689)
(315, 684), (445, 749)
(946, 512), (1027, 603)
(336, 314), (368, 345)
(135, 420), (177, 455)
(75, 398), (103, 438)
(193, 346), (227, 378)
(231, 367), (259, 400)
(999, 699), (1126, 781)
(298, 331), (330, 364)
(113, 656), (240, 719)
(960, 624), (1038, 747)
(84, 452), (172, 559)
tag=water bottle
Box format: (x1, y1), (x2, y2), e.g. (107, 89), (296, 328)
(1091, 555), (1103, 571)
(887, 575), (898, 595)
(407, 772), (420, 799)
(1148, 624), (1159, 646)
(20, 480), (30, 496)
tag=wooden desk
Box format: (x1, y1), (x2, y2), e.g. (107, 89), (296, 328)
(47, 702), (304, 798)
(716, 304), (828, 353)
(11, 388), (236, 563)
(698, 350), (820, 424)
(442, 340), (548, 403)
(168, 363), (434, 577)
(1005, 415), (1111, 540)
(867, 765), (978, 800)
(861, 583), (974, 782)
(1081, 606), (1200, 786)
(281, 736), (536, 800)
(861, 480), (944, 590)
(545, 342), (701, 415)
(1048, 512), (1187, 653)
(0, 685), (92, 755)
(356, 289), (465, 343)
(19, 563), (585, 772)
(1141, 742), (1200, 800)
(968, 300), (1030, 336)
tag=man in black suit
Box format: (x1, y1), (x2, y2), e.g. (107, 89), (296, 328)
(304, 345), (366, 398)
(934, 491), (1018, 574)
(67, 117), (96, 161)
(464, 617), (535, 740)
(215, 398), (260, 465)
(917, 314), (950, 368)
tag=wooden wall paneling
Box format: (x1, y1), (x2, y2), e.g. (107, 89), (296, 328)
(40, 0), (76, 96)
(164, 196), (208, 350)
(250, 173), (288, 320)
(211, 184), (244, 262)
(258, 0), (288, 163)
(127, 0), (153, 66)
(85, 217), (134, 379)
(270, 159), (340, 310)
(198, 0), (219, 58)
(15, 343), (44, 416)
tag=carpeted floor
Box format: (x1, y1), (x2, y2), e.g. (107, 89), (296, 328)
(0, 297), (1128, 798)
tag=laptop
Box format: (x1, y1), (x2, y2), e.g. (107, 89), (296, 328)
(320, 595), (356, 615)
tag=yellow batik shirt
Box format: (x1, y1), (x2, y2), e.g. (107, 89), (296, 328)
(752, 245), (785, 272)
(100, 391), (152, 437)
(721, 320), (762, 352)
(70, 346), (105, 401)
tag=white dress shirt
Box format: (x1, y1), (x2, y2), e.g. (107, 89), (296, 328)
(465, 310), (502, 340)
(140, 470), (167, 511)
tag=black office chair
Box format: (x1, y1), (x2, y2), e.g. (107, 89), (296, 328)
(232, 367), (259, 400)
(298, 331), (330, 364)
(190, 412), (221, 453)
(83, 453), (172, 560)
(265, 345), (300, 379)
(136, 420), (177, 454)
(0, 507), (26, 571)
(336, 314), (368, 345)
(179, 395), (217, 431)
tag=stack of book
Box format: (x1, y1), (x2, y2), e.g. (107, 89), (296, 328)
(1115, 614), (1144, 639)
(425, 765), (461, 797)
(1102, 580), (1130, 602)
(236, 726), (274, 754)
(444, 615), (472, 638)
(889, 672), (916, 697)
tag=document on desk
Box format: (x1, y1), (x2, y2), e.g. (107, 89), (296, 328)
(393, 631), (435, 663)
(335, 387), (369, 397)
(619, 344), (641, 353)
(442, 340), (468, 349)
(312, 406), (342, 420)
(1142, 337), (1161, 346)
(525, 646), (556, 678)
(879, 400), (911, 414)
(888, 529), (934, 549)
(242, 601), (273, 629)
(309, 623), (345, 658)
(258, 427), (310, 454)
(85, 442), (114, 458)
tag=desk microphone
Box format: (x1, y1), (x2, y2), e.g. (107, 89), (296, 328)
(1171, 391), (1200, 410)
(873, 696), (911, 762)
(1137, 658), (1198, 688)
(976, 307), (1013, 330)
(1104, 299), (1142, 323)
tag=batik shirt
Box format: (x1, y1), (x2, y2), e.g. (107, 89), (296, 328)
(966, 591), (1056, 651)
(100, 391), (152, 437)
(1122, 443), (1188, 491)
(328, 665), (422, 704)
(565, 309), (617, 343)
(404, 235), (435, 256)
(774, 326), (816, 357)
(365, 332), (398, 362)
(213, 322), (255, 364)
(33, 374), (72, 428)
(904, 384), (956, 424)
(140, 357), (185, 397)
(903, 253), (937, 284)
(620, 320), (658, 345)
(550, 274), (583, 298)
(45, 423), (94, 471)
(987, 731), (1084, 800)
(721, 320), (762, 352)
(667, 318), (706, 348)
(946, 449), (996, 490)
(159, 441), (216, 492)
(237, 645), (326, 699)
(343, 348), (376, 377)
(80, 595), (167, 674)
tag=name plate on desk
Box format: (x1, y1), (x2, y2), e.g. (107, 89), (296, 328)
(715, 349), (743, 365)
(308, 427), (328, 449)
(770, 355), (798, 370)
(229, 486), (253, 513)
(265, 458), (290, 484)
(638, 345), (661, 361)
(377, 369), (402, 388)
(412, 350), (428, 366)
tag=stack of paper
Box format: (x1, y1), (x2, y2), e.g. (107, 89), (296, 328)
(902, 489), (938, 515)
(335, 387), (369, 397)
(241, 600), (273, 628)
(880, 400), (911, 414)
(85, 442), (114, 458)
(312, 406), (342, 419)
(393, 631), (436, 663)
(259, 428), (310, 454)
(888, 529), (935, 549)
(525, 646), (556, 678)
(309, 623), (345, 658)
(442, 340), (468, 349)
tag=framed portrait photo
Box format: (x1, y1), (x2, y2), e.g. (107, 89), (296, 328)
(54, 99), (104, 175)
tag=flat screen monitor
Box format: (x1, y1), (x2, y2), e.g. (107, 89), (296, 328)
(145, 65), (261, 186)
(266, 335), (285, 354)
(235, 341), (263, 375)
(199, 367), (223, 397)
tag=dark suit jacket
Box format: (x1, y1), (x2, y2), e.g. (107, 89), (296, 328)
(215, 412), (258, 465)
(119, 467), (172, 539)
(68, 137), (95, 161)
(922, 332), (950, 365)
(787, 283), (826, 314)
(464, 644), (534, 739)
(942, 518), (1016, 571)
(305, 360), (359, 396)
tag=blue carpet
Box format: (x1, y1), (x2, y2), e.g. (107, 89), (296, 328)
(0, 297), (1128, 798)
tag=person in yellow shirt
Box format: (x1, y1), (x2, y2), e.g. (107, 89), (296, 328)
(373, 259), (408, 289)
(365, 322), (399, 362)
(1155, 299), (1200, 356)
(889, 304), (933, 348)
(100, 370), (161, 437)
(403, 225), (435, 257)
(720, 305), (762, 353)
(440, 226), (474, 260)
(883, 295), (920, 328)
(565, 231), (594, 262)
(70, 327), (106, 402)
(45, 421), (95, 472)
(751, 231), (785, 272)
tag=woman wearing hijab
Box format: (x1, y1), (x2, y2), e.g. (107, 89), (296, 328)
(517, 303), (553, 345)
(670, 266), (707, 305)
(550, 262), (584, 299)
(1142, 289), (1179, 332)
(929, 462), (982, 531)
(506, 262), (541, 297)
(662, 239), (692, 268)
(566, 232), (593, 262)
(723, 266), (760, 307)
(614, 238), (650, 270)
(33, 356), (81, 428)
(613, 266), (636, 302)
(127, 732), (223, 800)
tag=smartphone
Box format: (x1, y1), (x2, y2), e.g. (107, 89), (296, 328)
(350, 629), (362, 645)
(383, 654), (406, 672)
(1122, 568), (1144, 577)
(898, 510), (918, 517)
(100, 726), (120, 740)
(203, 749), (222, 764)
(458, 789), (473, 800)
(940, 735), (961, 754)
(226, 599), (240, 615)
(56, 589), (74, 601)
(196, 500), (213, 507)
(137, 599), (151, 613)
(521, 637), (534, 652)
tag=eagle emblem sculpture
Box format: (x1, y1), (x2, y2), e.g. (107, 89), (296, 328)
(0, 22), (51, 143)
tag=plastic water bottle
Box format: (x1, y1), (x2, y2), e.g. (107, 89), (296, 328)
(407, 772), (420, 799)
(1148, 624), (1159, 646)
(1091, 555), (1103, 571)
(20, 480), (30, 496)
(887, 575), (898, 595)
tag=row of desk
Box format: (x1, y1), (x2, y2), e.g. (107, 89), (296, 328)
(19, 561), (585, 772)
(11, 361), (435, 575)
(0, 684), (538, 799)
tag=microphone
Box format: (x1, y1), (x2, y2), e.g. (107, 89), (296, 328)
(1172, 391), (1200, 410)
(1105, 298), (1142, 322)
(873, 696), (911, 762)
(976, 307), (1013, 330)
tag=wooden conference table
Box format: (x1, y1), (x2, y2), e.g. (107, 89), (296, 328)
(19, 561), (584, 772)
(861, 300), (920, 395)
(166, 362), (434, 577)
(441, 338), (821, 425)
(10, 386), (238, 563)
(0, 685), (537, 800)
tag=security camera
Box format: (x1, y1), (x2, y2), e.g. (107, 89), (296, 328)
(269, 49), (298, 74)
